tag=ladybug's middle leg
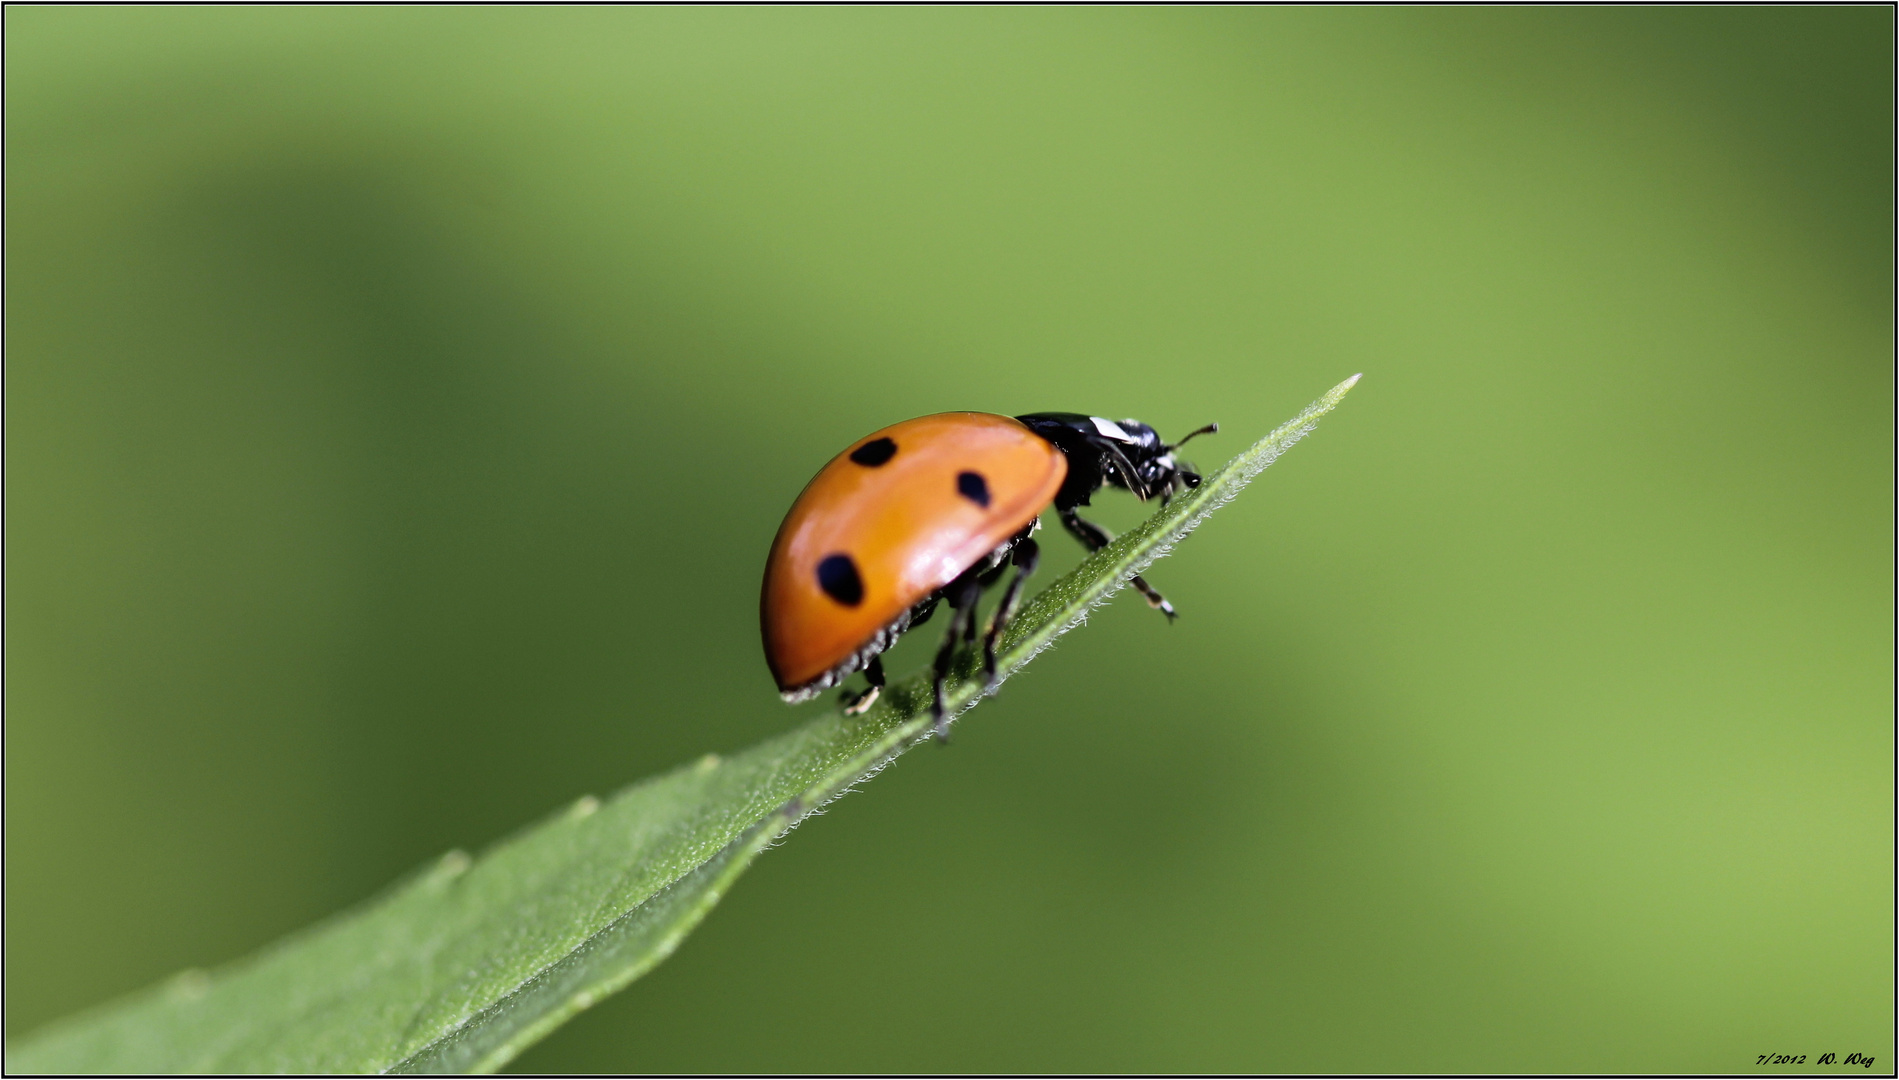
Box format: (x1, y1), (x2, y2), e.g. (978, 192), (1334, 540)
(980, 537), (1040, 692)
(930, 571), (984, 742)
(1057, 507), (1178, 620)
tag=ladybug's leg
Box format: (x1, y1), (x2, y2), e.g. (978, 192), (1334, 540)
(843, 595), (938, 715)
(1058, 507), (1178, 620)
(1128, 577), (1177, 621)
(840, 654), (885, 716)
(930, 573), (984, 742)
(1057, 505), (1112, 550)
(981, 537), (1040, 691)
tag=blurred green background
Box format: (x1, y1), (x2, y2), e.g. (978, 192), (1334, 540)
(5, 7), (1891, 1073)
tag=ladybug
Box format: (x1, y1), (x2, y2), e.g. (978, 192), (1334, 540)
(761, 411), (1217, 739)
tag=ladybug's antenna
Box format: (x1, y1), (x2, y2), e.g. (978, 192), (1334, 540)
(1165, 422), (1218, 452)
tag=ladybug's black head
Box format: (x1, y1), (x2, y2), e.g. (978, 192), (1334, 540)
(1016, 412), (1218, 511)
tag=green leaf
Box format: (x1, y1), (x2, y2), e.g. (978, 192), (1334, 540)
(6, 375), (1360, 1075)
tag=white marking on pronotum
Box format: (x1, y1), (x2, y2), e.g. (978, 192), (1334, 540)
(1090, 416), (1135, 441)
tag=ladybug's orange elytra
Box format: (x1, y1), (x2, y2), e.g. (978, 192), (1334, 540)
(761, 413), (1065, 693)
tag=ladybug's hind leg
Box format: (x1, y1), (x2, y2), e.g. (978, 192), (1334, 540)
(840, 654), (885, 716)
(840, 596), (938, 716)
(1057, 507), (1178, 620)
(981, 537), (1040, 692)
(930, 572), (984, 742)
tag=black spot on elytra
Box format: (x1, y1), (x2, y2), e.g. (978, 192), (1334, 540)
(850, 437), (897, 466)
(816, 554), (864, 606)
(957, 471), (991, 508)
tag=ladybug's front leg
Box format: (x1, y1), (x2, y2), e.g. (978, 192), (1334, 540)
(1057, 507), (1178, 620)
